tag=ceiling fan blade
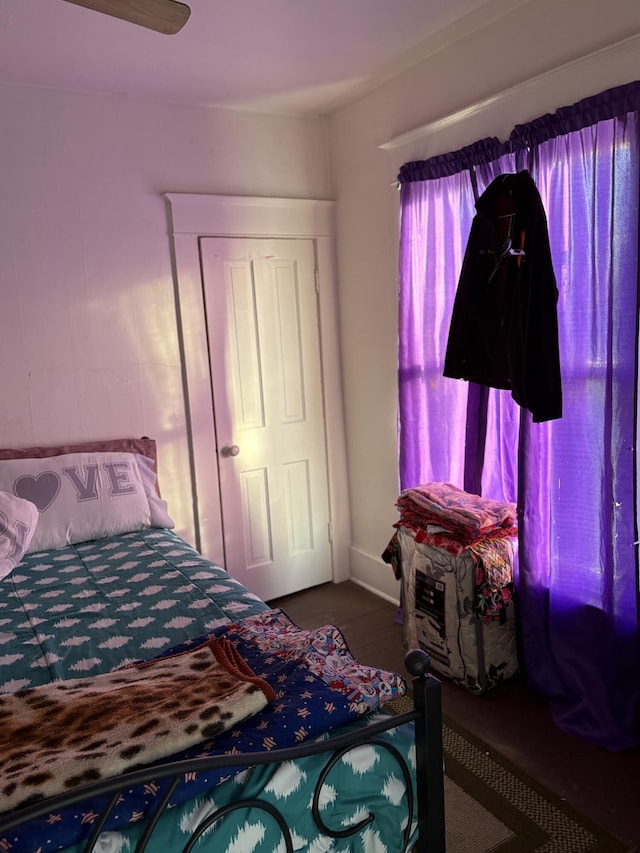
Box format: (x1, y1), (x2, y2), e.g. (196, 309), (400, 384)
(63, 0), (191, 35)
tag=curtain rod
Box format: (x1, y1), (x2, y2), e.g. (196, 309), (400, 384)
(379, 32), (640, 152)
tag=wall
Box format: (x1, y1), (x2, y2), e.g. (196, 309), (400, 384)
(329, 0), (640, 602)
(0, 84), (331, 544)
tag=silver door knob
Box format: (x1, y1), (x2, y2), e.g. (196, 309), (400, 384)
(221, 444), (240, 457)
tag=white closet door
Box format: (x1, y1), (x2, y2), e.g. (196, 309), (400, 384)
(200, 236), (332, 601)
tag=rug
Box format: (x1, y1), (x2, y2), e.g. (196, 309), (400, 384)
(385, 696), (633, 853)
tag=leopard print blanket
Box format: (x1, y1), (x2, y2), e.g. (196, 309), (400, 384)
(0, 636), (275, 812)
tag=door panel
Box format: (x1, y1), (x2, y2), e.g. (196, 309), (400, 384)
(200, 237), (332, 600)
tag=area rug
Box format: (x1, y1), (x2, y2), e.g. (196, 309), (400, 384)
(385, 697), (633, 853)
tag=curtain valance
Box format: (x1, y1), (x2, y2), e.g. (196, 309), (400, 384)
(397, 137), (506, 182)
(398, 79), (640, 182)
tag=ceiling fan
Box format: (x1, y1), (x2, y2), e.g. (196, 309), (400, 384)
(63, 0), (191, 35)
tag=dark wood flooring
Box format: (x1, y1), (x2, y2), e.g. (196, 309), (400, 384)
(269, 580), (640, 852)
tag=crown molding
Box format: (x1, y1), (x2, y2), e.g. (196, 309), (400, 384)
(379, 32), (640, 151)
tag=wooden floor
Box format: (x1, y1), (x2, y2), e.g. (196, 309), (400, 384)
(269, 580), (640, 852)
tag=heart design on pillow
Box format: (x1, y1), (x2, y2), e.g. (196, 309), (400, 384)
(14, 473), (61, 513)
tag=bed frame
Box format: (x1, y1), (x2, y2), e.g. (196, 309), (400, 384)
(1, 649), (445, 853)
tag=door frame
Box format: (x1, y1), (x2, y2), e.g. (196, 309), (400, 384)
(165, 193), (350, 584)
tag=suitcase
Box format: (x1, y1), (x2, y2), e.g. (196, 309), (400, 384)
(398, 526), (518, 693)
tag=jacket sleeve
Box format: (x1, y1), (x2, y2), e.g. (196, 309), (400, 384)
(508, 196), (562, 423)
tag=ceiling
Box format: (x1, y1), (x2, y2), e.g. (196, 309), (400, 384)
(0, 0), (495, 115)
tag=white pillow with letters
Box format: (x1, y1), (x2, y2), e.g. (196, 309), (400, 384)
(0, 452), (172, 553)
(0, 490), (39, 579)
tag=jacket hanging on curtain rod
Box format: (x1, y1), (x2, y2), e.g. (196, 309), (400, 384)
(443, 170), (562, 423)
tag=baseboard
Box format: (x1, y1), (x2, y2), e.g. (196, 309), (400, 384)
(349, 544), (401, 605)
(350, 576), (400, 606)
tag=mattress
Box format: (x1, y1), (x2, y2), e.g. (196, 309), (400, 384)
(398, 526), (518, 693)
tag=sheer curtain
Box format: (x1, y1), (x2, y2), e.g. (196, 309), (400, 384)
(398, 170), (476, 491)
(397, 82), (640, 750)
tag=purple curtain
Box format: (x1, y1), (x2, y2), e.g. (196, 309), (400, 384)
(398, 171), (476, 490)
(397, 82), (640, 750)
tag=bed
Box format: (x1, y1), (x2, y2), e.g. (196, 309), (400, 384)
(0, 438), (445, 853)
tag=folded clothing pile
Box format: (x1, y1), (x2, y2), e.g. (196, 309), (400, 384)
(396, 482), (517, 553)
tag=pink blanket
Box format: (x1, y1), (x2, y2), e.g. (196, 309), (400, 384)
(397, 482), (517, 547)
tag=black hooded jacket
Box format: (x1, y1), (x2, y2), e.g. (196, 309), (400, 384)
(443, 170), (562, 423)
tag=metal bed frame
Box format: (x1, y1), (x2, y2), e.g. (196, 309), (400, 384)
(1, 649), (446, 853)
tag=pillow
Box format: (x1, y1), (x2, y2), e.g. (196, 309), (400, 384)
(0, 451), (174, 554)
(136, 454), (175, 529)
(0, 437), (158, 466)
(0, 438), (164, 496)
(0, 491), (39, 580)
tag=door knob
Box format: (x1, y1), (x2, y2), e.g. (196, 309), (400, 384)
(221, 444), (240, 457)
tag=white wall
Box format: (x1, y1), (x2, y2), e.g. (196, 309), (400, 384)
(0, 84), (331, 544)
(329, 0), (640, 602)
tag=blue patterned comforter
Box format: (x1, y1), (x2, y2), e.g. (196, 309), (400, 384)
(0, 529), (267, 693)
